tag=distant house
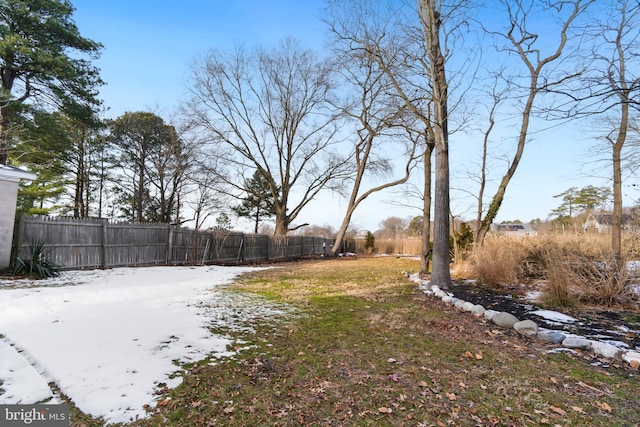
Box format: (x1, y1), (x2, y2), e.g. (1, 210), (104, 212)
(491, 223), (538, 237)
(583, 213), (634, 233)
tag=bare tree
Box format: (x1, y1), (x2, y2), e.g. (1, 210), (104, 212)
(185, 38), (350, 235)
(474, 0), (594, 246)
(325, 25), (420, 256)
(418, 0), (452, 287)
(323, 0), (473, 285)
(591, 0), (640, 266)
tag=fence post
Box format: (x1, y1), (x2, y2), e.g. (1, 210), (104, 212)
(237, 233), (245, 263)
(101, 219), (108, 269)
(167, 225), (174, 265)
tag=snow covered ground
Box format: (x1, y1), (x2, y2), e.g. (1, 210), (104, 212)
(0, 266), (290, 424)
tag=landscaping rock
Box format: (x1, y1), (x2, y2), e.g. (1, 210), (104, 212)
(562, 337), (591, 349)
(513, 319), (538, 337)
(471, 304), (486, 316)
(622, 351), (640, 367)
(483, 309), (498, 321)
(441, 296), (453, 304)
(454, 299), (467, 309)
(591, 341), (622, 359)
(492, 312), (520, 328)
(537, 330), (566, 344)
(462, 301), (476, 312)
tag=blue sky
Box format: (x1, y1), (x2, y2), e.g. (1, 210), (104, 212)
(69, 1), (629, 232)
(72, 0), (327, 118)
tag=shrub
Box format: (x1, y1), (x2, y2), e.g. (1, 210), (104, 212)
(13, 241), (61, 279)
(364, 231), (375, 254)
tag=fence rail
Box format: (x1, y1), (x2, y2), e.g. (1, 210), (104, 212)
(11, 215), (333, 270)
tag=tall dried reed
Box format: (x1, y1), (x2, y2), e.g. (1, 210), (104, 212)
(369, 238), (422, 256)
(465, 233), (637, 308)
(463, 236), (528, 288)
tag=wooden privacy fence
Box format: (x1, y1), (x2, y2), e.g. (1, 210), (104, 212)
(11, 215), (334, 270)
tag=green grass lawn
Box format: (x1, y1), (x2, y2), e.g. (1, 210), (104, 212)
(73, 257), (640, 426)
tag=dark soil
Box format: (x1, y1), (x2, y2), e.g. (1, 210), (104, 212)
(448, 280), (640, 352)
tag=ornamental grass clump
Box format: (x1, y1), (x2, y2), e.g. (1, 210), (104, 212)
(13, 241), (61, 279)
(465, 236), (526, 288)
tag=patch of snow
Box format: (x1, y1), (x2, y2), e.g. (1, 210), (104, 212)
(530, 309), (578, 324)
(0, 265), (288, 425)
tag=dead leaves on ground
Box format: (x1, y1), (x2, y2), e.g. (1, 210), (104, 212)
(464, 349), (483, 360)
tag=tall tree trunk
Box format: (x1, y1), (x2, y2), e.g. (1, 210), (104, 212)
(0, 112), (7, 165)
(611, 100), (627, 268)
(421, 0), (451, 288)
(274, 210), (289, 236)
(420, 138), (435, 275)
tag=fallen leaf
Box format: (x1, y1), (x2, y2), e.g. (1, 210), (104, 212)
(596, 401), (612, 412)
(297, 351), (305, 356)
(550, 406), (566, 416)
(388, 373), (399, 382)
(549, 376), (558, 384)
(190, 400), (202, 408)
(418, 380), (428, 387)
(387, 358), (397, 363)
(445, 392), (457, 401)
(223, 406), (235, 414)
(475, 351), (483, 360)
(157, 398), (171, 407)
(630, 360), (639, 370)
(571, 406), (584, 414)
(464, 351), (473, 359)
(378, 407), (393, 414)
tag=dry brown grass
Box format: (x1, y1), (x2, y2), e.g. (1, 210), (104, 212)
(367, 238), (422, 255)
(461, 236), (529, 288)
(463, 233), (639, 308)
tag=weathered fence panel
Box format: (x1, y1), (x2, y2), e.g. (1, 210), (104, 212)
(11, 215), (334, 270)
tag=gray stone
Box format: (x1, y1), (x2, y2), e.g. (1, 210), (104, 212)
(492, 312), (520, 328)
(484, 309), (498, 321)
(431, 285), (441, 293)
(537, 331), (566, 344)
(454, 299), (467, 309)
(434, 290), (447, 298)
(562, 337), (592, 349)
(514, 319), (538, 337)
(622, 351), (640, 366)
(441, 296), (453, 304)
(449, 298), (460, 305)
(591, 341), (621, 359)
(471, 304), (486, 316)
(462, 301), (476, 312)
